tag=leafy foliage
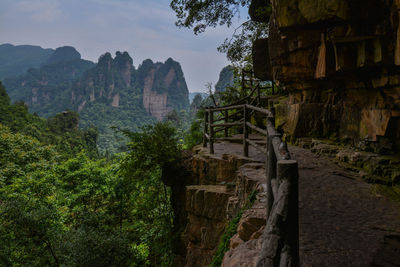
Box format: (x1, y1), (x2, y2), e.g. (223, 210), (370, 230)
(118, 122), (183, 265)
(217, 20), (268, 65)
(0, 82), (98, 158)
(121, 122), (181, 176)
(170, 0), (251, 34)
(0, 119), (181, 266)
(184, 118), (203, 149)
(170, 0), (270, 65)
(0, 44), (192, 267)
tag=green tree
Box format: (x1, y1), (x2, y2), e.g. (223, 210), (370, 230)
(119, 122), (182, 265)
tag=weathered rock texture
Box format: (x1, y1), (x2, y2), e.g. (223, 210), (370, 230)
(184, 143), (266, 267)
(254, 0), (400, 153)
(185, 185), (234, 266)
(137, 58), (189, 120)
(71, 52), (132, 111)
(222, 165), (268, 267)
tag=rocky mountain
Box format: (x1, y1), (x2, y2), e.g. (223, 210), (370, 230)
(4, 46), (95, 117)
(189, 92), (208, 103)
(215, 65), (234, 92)
(0, 43), (54, 80)
(1, 45), (190, 152)
(137, 58), (189, 120)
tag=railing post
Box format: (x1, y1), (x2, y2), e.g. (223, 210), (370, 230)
(243, 105), (249, 157)
(203, 108), (208, 147)
(209, 109), (214, 154)
(266, 131), (278, 219)
(277, 160), (299, 267)
(270, 103), (276, 127)
(271, 80), (275, 95)
(257, 84), (261, 106)
(224, 110), (228, 137)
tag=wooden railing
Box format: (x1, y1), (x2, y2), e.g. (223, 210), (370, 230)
(242, 69), (275, 96)
(203, 102), (299, 267)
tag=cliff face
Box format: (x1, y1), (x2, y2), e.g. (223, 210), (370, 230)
(181, 144), (267, 267)
(137, 58), (189, 120)
(253, 0), (400, 153)
(71, 51), (135, 111)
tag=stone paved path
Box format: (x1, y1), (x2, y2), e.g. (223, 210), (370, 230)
(290, 146), (400, 267)
(206, 140), (400, 266)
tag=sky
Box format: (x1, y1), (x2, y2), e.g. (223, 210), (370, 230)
(0, 0), (247, 92)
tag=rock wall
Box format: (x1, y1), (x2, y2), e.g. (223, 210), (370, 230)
(254, 0), (400, 153)
(185, 185), (234, 266)
(182, 145), (267, 266)
(142, 68), (172, 121)
(222, 164), (267, 267)
(138, 58), (189, 121)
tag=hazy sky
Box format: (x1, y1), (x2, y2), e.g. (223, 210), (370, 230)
(0, 0), (247, 92)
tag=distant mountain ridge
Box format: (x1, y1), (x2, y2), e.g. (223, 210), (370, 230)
(4, 46), (95, 117)
(0, 43), (54, 79)
(46, 46), (82, 65)
(1, 44), (190, 152)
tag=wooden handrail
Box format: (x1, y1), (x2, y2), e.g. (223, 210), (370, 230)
(202, 90), (299, 267)
(201, 68), (297, 266)
(205, 104), (244, 112)
(246, 104), (273, 116)
(210, 122), (243, 128)
(246, 122), (268, 136)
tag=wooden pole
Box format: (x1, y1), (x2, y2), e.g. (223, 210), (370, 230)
(277, 160), (299, 267)
(271, 80), (275, 95)
(266, 131), (278, 219)
(256, 159), (298, 267)
(224, 110), (228, 137)
(243, 105), (249, 157)
(203, 109), (208, 147)
(209, 110), (214, 154)
(270, 103), (276, 127)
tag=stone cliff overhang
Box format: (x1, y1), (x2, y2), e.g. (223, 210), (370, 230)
(250, 0), (400, 153)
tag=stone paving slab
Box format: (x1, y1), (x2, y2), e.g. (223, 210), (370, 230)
(290, 146), (400, 267)
(204, 141), (266, 163)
